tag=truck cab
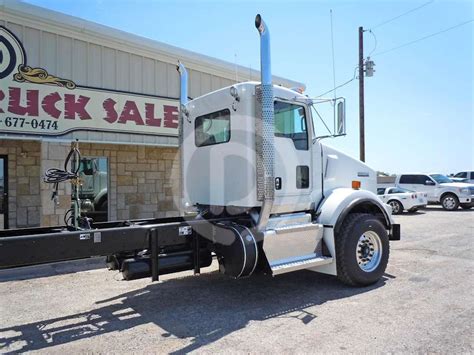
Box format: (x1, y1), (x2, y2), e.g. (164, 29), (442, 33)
(450, 171), (474, 184)
(182, 83), (376, 215)
(79, 158), (108, 212)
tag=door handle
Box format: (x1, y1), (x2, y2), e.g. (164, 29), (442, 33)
(275, 177), (282, 190)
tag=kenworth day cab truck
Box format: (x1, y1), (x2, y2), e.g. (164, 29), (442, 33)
(0, 15), (400, 287)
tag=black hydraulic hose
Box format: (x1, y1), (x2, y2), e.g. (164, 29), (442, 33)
(43, 146), (81, 205)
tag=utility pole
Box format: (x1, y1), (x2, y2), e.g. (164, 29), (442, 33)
(358, 26), (365, 162)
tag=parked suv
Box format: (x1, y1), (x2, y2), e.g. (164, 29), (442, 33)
(396, 173), (474, 210)
(450, 171), (474, 184)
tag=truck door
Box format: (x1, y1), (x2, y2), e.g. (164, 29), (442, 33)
(273, 100), (312, 211)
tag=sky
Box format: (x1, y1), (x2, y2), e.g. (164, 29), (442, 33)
(23, 0), (474, 175)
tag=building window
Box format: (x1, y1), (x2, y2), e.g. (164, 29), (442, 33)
(195, 109), (231, 147)
(77, 157), (108, 222)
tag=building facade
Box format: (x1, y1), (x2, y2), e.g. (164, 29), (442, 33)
(0, 1), (303, 229)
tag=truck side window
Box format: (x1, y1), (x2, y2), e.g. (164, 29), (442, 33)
(400, 175), (427, 184)
(195, 109), (231, 147)
(399, 175), (416, 184)
(296, 166), (309, 189)
(418, 175), (431, 184)
(274, 101), (308, 150)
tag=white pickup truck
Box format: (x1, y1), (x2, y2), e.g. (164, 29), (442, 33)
(396, 173), (474, 210)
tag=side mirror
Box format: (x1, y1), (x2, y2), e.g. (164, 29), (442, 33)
(336, 100), (346, 135)
(425, 180), (435, 186)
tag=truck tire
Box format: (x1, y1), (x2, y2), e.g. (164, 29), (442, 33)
(336, 213), (389, 287)
(441, 193), (459, 211)
(460, 204), (472, 210)
(388, 200), (403, 215)
(96, 199), (108, 212)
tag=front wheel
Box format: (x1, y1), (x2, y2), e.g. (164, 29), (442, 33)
(441, 194), (459, 211)
(336, 213), (390, 286)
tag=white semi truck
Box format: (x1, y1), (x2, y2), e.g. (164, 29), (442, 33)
(0, 15), (399, 287)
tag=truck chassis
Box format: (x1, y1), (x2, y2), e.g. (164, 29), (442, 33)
(0, 215), (244, 281)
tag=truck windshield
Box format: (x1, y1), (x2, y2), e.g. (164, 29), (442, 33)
(430, 174), (453, 184)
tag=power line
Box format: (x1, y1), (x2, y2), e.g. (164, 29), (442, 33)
(372, 19), (473, 57)
(369, 0), (434, 30)
(367, 30), (377, 57)
(315, 78), (355, 98)
(315, 66), (359, 98)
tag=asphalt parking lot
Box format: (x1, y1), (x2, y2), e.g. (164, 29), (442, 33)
(0, 206), (472, 354)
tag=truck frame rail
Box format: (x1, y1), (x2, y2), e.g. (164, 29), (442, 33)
(0, 215), (248, 281)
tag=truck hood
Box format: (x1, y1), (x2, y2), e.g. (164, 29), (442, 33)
(320, 143), (377, 194)
(440, 182), (474, 188)
(451, 177), (469, 183)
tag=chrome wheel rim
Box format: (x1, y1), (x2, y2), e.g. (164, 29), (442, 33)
(389, 201), (400, 214)
(356, 231), (382, 272)
(443, 197), (456, 210)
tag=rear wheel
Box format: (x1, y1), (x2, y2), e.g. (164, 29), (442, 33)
(460, 204), (472, 210)
(441, 194), (459, 211)
(336, 213), (390, 286)
(96, 198), (108, 212)
(388, 200), (403, 215)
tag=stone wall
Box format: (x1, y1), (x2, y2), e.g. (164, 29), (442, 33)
(78, 143), (181, 221)
(0, 140), (41, 228)
(0, 140), (181, 228)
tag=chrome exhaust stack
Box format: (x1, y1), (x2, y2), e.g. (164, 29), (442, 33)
(177, 61), (188, 111)
(177, 61), (188, 213)
(254, 14), (275, 231)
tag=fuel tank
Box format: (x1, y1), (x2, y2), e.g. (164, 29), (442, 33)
(121, 248), (212, 281)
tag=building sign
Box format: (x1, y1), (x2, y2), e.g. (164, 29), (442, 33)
(0, 26), (179, 137)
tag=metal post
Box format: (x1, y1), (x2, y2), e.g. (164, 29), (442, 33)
(358, 26), (365, 162)
(150, 229), (159, 281)
(72, 141), (80, 229)
(193, 232), (201, 275)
